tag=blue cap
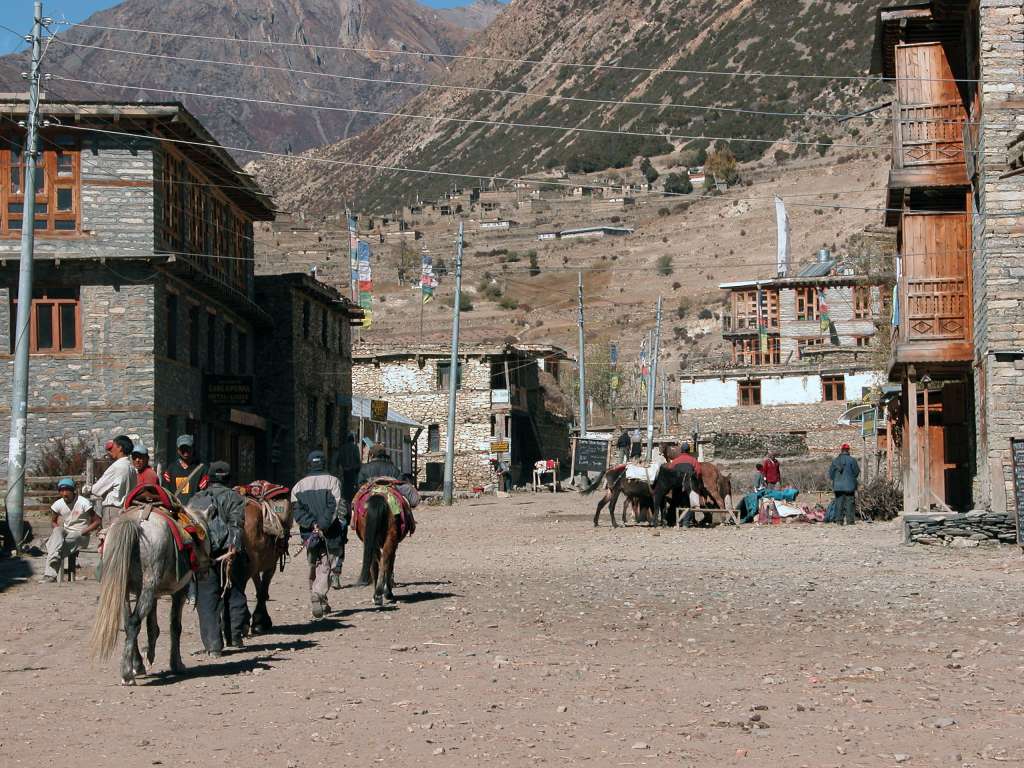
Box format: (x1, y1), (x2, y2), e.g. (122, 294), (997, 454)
(57, 477), (75, 490)
(307, 450), (326, 469)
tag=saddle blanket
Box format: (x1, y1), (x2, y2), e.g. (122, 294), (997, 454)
(125, 503), (199, 579)
(352, 481), (415, 540)
(624, 463), (660, 484)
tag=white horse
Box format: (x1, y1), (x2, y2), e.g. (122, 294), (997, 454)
(90, 505), (201, 685)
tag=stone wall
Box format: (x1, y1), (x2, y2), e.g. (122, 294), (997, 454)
(904, 512), (1016, 546)
(778, 285), (878, 360)
(973, 1), (1024, 513)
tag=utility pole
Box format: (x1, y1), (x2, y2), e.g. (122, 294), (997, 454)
(577, 272), (587, 437)
(5, 1), (45, 551)
(661, 368), (668, 435)
(645, 298), (662, 462)
(442, 221), (464, 505)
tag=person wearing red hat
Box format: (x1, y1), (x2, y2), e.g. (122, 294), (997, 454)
(828, 443), (861, 525)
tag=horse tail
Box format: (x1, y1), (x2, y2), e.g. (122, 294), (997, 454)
(579, 469), (607, 496)
(359, 495), (389, 585)
(90, 517), (141, 660)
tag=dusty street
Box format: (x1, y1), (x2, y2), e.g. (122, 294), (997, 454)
(2, 494), (1024, 767)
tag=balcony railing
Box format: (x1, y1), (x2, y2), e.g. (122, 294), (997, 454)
(892, 100), (967, 169)
(899, 275), (970, 342)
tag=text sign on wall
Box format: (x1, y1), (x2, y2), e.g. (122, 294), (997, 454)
(205, 375), (254, 407)
(573, 437), (609, 474)
(1011, 438), (1024, 544)
(490, 440), (510, 454)
(370, 399), (389, 423)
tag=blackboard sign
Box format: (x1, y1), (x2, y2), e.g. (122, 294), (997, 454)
(1012, 438), (1024, 544)
(573, 438), (609, 474)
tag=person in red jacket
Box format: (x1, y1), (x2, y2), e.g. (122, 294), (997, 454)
(131, 443), (160, 488)
(762, 451), (781, 488)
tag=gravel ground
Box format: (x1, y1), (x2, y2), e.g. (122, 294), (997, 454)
(2, 494), (1024, 767)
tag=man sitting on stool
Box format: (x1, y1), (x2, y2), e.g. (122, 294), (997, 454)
(40, 478), (99, 583)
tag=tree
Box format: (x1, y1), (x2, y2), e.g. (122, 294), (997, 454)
(640, 157), (659, 185)
(704, 145), (739, 189)
(657, 254), (674, 276)
(528, 251), (541, 277)
(663, 172), (692, 195)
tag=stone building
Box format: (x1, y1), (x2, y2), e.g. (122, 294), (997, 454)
(873, 1), (1024, 513)
(352, 343), (572, 490)
(678, 251), (889, 458)
(0, 100), (278, 477)
(254, 273), (362, 485)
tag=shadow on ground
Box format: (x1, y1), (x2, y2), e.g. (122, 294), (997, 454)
(0, 552), (34, 593)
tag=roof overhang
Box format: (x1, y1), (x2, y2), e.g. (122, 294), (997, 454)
(871, 1), (972, 79)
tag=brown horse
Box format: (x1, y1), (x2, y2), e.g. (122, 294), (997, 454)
(698, 462), (734, 514)
(352, 482), (413, 606)
(238, 482), (293, 634)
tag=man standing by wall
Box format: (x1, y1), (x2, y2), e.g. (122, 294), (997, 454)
(162, 435), (209, 505)
(85, 435), (137, 527)
(762, 451), (781, 489)
(829, 443), (861, 526)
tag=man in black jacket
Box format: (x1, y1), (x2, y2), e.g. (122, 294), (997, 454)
(162, 434), (209, 506)
(357, 444), (400, 485)
(291, 451), (345, 618)
(188, 461), (248, 653)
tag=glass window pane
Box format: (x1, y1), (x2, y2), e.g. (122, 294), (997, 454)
(56, 152), (73, 175)
(54, 219), (75, 231)
(10, 166), (21, 194)
(35, 203), (47, 214)
(35, 303), (53, 349)
(59, 303), (76, 350)
(8, 203), (22, 214)
(33, 167), (44, 191)
(56, 188), (72, 211)
(9, 218), (22, 230)
(33, 219), (47, 230)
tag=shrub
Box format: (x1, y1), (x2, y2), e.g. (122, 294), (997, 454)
(499, 296), (519, 310)
(663, 172), (692, 195)
(657, 254), (674, 276)
(32, 437), (93, 477)
(528, 252), (541, 277)
(658, 207), (671, 217)
(697, 307), (713, 320)
(640, 157), (659, 184)
(816, 134), (834, 157)
(672, 281), (681, 290)
(676, 296), (692, 318)
(704, 146), (739, 187)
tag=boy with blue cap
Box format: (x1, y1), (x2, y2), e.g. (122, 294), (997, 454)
(40, 478), (100, 583)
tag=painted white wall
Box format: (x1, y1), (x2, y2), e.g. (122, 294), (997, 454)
(762, 375), (822, 406)
(846, 371), (882, 400)
(681, 379), (738, 410)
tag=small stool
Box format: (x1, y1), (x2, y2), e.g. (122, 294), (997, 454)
(57, 551), (78, 584)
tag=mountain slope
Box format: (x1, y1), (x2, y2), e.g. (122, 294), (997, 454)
(0, 0), (490, 154)
(259, 0), (885, 213)
(436, 0), (506, 30)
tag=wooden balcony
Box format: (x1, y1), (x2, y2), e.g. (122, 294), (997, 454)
(891, 274), (973, 366)
(889, 100), (969, 189)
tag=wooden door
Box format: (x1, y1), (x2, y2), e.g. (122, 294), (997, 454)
(900, 213), (971, 344)
(894, 43), (967, 166)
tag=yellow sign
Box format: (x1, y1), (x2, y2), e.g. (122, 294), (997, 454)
(490, 440), (510, 454)
(370, 399), (389, 423)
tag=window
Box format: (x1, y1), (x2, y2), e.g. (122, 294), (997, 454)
(237, 330), (248, 374)
(0, 136), (80, 236)
(732, 336), (780, 366)
(188, 304), (200, 368)
(437, 361), (461, 391)
(855, 335), (872, 348)
(223, 323), (233, 375)
(165, 292), (178, 361)
(206, 313), (216, 372)
(739, 379), (762, 407)
(731, 289), (779, 330)
(10, 287), (81, 353)
(302, 300), (311, 339)
(795, 288), (820, 321)
(427, 424), (441, 452)
(796, 337), (825, 358)
(321, 308), (328, 348)
(822, 374), (846, 402)
(853, 286), (872, 320)
(307, 396), (318, 441)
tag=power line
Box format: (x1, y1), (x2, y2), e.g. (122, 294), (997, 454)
(50, 38), (968, 125)
(59, 20), (998, 85)
(49, 72), (892, 151)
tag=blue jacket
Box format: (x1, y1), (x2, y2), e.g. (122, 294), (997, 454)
(829, 452), (860, 493)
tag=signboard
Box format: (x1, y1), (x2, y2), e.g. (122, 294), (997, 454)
(205, 375), (254, 407)
(1011, 438), (1024, 544)
(490, 440), (510, 455)
(573, 437), (609, 475)
(860, 408), (876, 439)
(370, 399), (389, 423)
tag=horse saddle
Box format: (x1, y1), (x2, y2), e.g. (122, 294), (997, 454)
(352, 480), (415, 539)
(625, 462), (660, 484)
(124, 502), (201, 577)
(239, 480), (291, 541)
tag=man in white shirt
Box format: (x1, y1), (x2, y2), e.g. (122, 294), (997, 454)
(84, 435), (138, 527)
(40, 477), (100, 583)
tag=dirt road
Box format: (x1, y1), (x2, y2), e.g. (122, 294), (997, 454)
(2, 495), (1024, 767)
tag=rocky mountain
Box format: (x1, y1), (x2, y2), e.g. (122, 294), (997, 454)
(259, 0), (886, 213)
(0, 0), (494, 154)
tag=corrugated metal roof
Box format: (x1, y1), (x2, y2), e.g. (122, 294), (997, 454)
(797, 259), (836, 278)
(350, 396), (422, 428)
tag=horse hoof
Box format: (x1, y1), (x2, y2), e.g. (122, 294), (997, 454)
(373, 596), (384, 607)
(120, 677), (136, 686)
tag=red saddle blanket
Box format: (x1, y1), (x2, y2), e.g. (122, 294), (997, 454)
(352, 480), (415, 540)
(239, 480), (290, 502)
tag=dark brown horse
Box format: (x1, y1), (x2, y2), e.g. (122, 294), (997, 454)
(238, 482), (293, 634)
(353, 482), (413, 606)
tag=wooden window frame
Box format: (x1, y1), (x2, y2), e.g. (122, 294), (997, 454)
(0, 136), (81, 237)
(437, 361), (461, 391)
(739, 379), (762, 407)
(11, 289), (82, 354)
(796, 337), (825, 358)
(732, 336), (780, 366)
(853, 286), (872, 320)
(855, 335), (872, 348)
(731, 289), (779, 331)
(795, 288), (820, 321)
(821, 374), (846, 402)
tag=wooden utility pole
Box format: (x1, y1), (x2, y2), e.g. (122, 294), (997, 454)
(577, 272), (587, 437)
(442, 222), (464, 505)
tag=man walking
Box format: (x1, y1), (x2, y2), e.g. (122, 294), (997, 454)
(829, 443), (861, 525)
(162, 434), (209, 505)
(615, 428), (631, 465)
(291, 451), (346, 618)
(188, 461), (248, 654)
(86, 435), (137, 527)
(40, 478), (100, 583)
(762, 451), (782, 489)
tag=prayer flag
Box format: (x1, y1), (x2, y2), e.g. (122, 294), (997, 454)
(775, 195), (790, 277)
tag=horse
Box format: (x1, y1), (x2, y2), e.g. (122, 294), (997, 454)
(352, 480), (415, 606)
(90, 486), (202, 685)
(698, 462), (734, 515)
(237, 481), (294, 635)
(584, 464), (627, 527)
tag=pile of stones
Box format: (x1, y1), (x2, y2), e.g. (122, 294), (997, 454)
(905, 511), (1017, 547)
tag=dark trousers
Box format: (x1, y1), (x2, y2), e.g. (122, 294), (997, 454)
(196, 555), (250, 651)
(222, 554), (250, 644)
(834, 491), (856, 524)
(195, 568), (224, 653)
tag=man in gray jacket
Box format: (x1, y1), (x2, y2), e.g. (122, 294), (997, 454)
(291, 451), (346, 618)
(828, 443), (861, 526)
